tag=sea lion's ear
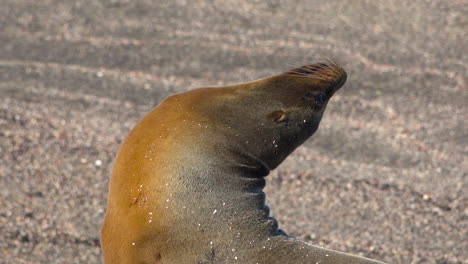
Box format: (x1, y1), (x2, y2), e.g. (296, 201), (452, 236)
(269, 110), (288, 123)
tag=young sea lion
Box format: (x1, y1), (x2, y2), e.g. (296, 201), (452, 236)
(101, 62), (386, 264)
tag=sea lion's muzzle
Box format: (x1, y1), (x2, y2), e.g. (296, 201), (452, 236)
(330, 68), (347, 93)
(283, 62), (347, 97)
(311, 62), (347, 95)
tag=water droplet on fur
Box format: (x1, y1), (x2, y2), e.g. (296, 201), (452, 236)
(213, 209), (217, 214)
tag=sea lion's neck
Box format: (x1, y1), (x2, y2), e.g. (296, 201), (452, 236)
(168, 146), (279, 235)
(150, 152), (279, 261)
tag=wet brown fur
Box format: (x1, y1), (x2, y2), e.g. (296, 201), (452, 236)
(101, 62), (386, 264)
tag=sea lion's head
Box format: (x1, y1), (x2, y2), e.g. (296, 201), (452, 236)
(249, 62), (347, 170)
(178, 61), (347, 174)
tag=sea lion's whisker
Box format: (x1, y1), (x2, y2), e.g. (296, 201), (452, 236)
(326, 64), (341, 75)
(286, 70), (320, 77)
(288, 68), (317, 76)
(324, 58), (338, 67)
(302, 65), (321, 72)
(297, 68), (315, 74)
(305, 65), (322, 70)
(323, 68), (338, 77)
(288, 69), (332, 80)
(282, 73), (331, 81)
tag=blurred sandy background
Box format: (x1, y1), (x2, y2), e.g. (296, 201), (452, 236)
(1, 0), (467, 263)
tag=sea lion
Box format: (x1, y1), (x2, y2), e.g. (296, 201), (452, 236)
(101, 62), (386, 264)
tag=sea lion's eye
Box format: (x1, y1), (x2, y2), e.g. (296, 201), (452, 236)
(303, 91), (327, 105)
(269, 110), (288, 123)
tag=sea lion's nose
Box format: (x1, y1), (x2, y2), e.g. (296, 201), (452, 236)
(333, 70), (347, 91)
(314, 64), (346, 93)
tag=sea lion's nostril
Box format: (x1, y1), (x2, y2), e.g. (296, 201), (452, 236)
(303, 92), (327, 105)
